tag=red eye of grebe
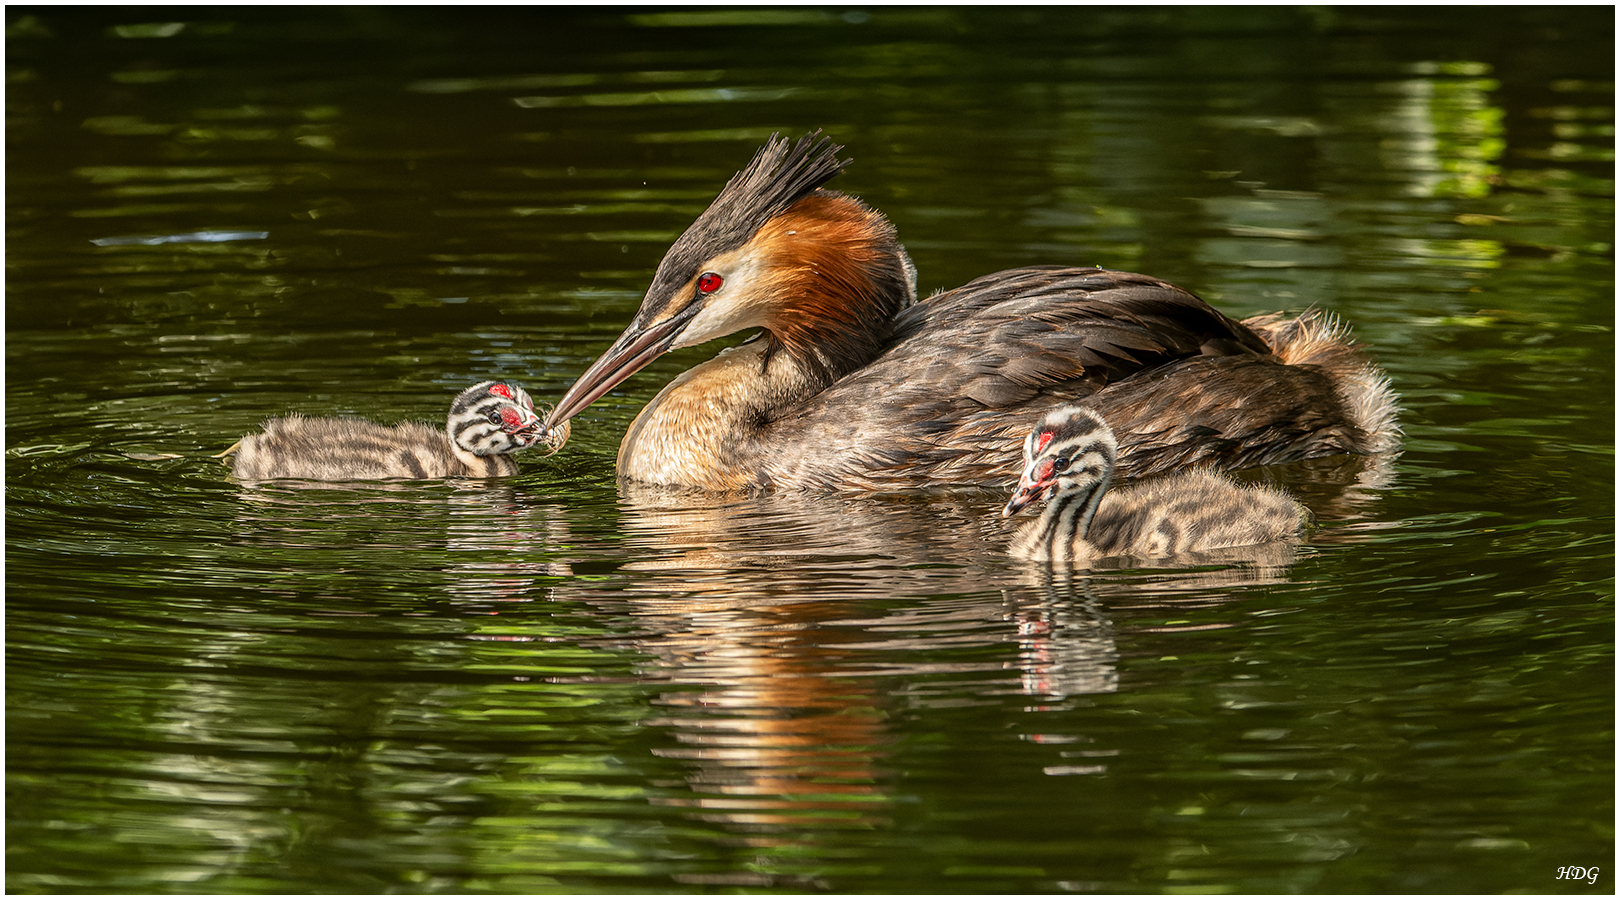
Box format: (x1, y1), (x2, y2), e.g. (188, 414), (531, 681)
(697, 272), (723, 294)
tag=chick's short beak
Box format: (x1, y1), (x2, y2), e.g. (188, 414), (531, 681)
(1002, 460), (1053, 517)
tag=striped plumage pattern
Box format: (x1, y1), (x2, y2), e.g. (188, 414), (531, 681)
(1005, 406), (1312, 564)
(226, 381), (546, 481)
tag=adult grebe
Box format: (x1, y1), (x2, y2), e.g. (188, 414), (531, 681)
(544, 132), (1398, 492)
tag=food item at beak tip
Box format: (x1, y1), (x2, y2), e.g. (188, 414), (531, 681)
(538, 418), (571, 455)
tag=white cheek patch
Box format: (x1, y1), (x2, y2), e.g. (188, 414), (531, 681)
(463, 425), (498, 453)
(672, 248), (775, 348)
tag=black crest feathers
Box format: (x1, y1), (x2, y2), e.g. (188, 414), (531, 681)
(643, 132), (850, 313)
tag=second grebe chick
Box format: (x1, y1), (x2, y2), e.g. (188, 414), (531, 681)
(1004, 405), (1312, 564)
(224, 381), (554, 481)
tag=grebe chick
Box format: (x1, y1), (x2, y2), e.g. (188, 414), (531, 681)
(543, 132), (1400, 493)
(1004, 406), (1312, 564)
(224, 381), (552, 481)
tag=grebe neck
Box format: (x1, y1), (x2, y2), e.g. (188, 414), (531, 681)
(749, 193), (916, 386)
(617, 337), (823, 491)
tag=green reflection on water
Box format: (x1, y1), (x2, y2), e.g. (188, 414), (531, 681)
(6, 5), (1613, 894)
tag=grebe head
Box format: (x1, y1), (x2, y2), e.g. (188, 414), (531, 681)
(546, 131), (917, 430)
(1002, 406), (1118, 518)
(451, 381), (545, 456)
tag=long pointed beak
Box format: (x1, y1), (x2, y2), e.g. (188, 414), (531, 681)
(545, 309), (694, 430)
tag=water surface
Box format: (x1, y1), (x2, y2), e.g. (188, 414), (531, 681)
(6, 7), (1613, 893)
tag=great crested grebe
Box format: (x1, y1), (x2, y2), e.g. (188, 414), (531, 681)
(543, 132), (1399, 493)
(1003, 405), (1312, 563)
(224, 381), (563, 480)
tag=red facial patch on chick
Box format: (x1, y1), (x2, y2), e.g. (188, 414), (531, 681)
(489, 383), (515, 400)
(1034, 429), (1055, 455)
(499, 407), (530, 431)
(1032, 458), (1056, 487)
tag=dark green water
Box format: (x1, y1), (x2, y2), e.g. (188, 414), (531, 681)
(6, 7), (1613, 893)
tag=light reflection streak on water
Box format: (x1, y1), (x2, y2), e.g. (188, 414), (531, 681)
(90, 230), (270, 246)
